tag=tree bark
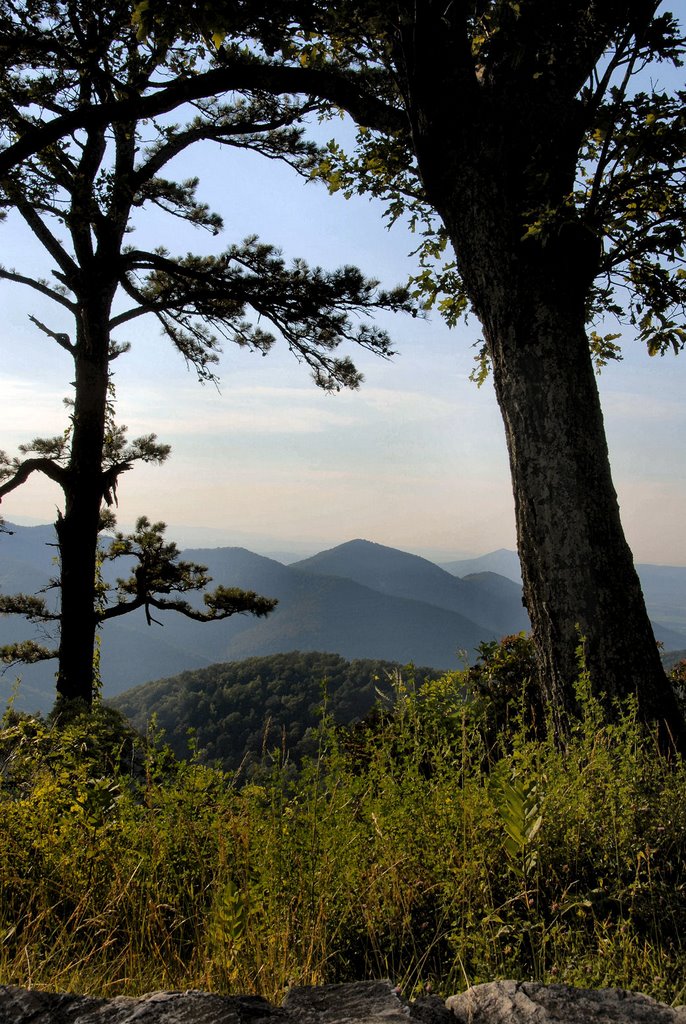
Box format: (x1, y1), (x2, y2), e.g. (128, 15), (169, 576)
(459, 219), (683, 746)
(484, 276), (683, 742)
(55, 301), (112, 706)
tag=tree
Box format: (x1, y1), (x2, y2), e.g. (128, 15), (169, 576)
(2, 3), (684, 745)
(0, 1), (410, 708)
(127, 0), (686, 744)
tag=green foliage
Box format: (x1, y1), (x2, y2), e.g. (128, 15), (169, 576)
(463, 634), (544, 749)
(135, 236), (411, 392)
(103, 517), (277, 627)
(3, 661), (686, 1001)
(0, 594), (56, 621)
(668, 657), (686, 709)
(0, 703), (145, 796)
(0, 639), (56, 666)
(581, 86), (686, 358)
(112, 651), (442, 774)
(489, 769), (543, 881)
(144, 2), (686, 368)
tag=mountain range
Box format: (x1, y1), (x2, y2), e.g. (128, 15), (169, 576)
(1, 523), (685, 714)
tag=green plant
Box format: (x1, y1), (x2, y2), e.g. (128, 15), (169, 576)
(1, 670), (685, 1002)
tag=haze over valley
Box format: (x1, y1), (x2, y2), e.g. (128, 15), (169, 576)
(2, 522), (685, 715)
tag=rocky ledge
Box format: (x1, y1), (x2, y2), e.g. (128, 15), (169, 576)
(0, 978), (685, 1024)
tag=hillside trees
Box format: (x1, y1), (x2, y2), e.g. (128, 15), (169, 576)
(0, 1), (410, 708)
(112, 650), (442, 771)
(128, 0), (686, 745)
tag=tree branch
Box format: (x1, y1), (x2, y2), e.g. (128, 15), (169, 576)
(0, 271), (75, 314)
(0, 458), (69, 500)
(0, 593), (60, 621)
(0, 61), (404, 177)
(3, 190), (80, 284)
(101, 462), (132, 506)
(0, 640), (58, 666)
(131, 104), (317, 190)
(28, 314), (75, 352)
(101, 588), (277, 624)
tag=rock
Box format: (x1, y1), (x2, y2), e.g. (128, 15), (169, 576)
(282, 980), (410, 1023)
(445, 981), (686, 1024)
(0, 986), (288, 1024)
(408, 993), (455, 1024)
(280, 980), (452, 1024)
(0, 981), (424, 1024)
(0, 980), (684, 1024)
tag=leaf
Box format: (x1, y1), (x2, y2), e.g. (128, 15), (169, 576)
(490, 769), (544, 878)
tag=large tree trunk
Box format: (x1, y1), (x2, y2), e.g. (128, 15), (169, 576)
(55, 499), (100, 705)
(55, 309), (110, 706)
(442, 195), (684, 746)
(449, 199), (683, 744)
(484, 277), (684, 743)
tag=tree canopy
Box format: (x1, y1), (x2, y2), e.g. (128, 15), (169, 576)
(112, 649), (442, 773)
(127, 0), (686, 358)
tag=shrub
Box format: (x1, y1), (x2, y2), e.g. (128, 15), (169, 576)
(1, 663), (685, 1003)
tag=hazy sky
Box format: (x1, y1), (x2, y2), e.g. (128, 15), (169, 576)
(1, 83), (685, 565)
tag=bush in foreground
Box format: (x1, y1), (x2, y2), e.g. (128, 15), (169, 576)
(1, 646), (685, 1003)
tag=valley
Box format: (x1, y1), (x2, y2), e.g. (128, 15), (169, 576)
(1, 523), (685, 714)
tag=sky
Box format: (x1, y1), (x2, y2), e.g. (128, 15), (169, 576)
(1, 65), (685, 567)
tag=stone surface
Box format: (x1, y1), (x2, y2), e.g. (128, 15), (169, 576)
(408, 994), (454, 1024)
(282, 980), (410, 1023)
(0, 986), (287, 1024)
(445, 981), (686, 1024)
(0, 980), (684, 1024)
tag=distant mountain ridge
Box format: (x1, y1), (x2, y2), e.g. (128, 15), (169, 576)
(1, 522), (685, 713)
(292, 539), (529, 638)
(441, 548), (523, 584)
(440, 547), (686, 644)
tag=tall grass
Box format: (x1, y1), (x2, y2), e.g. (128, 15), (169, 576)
(1, 652), (685, 1003)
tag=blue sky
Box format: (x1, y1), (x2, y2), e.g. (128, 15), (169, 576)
(1, 74), (685, 565)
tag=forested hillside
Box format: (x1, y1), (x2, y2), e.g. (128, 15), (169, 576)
(112, 651), (443, 773)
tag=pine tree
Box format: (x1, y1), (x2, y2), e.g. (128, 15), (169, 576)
(0, 1), (410, 708)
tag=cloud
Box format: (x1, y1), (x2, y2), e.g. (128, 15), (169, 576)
(114, 381), (459, 439)
(0, 377), (67, 439)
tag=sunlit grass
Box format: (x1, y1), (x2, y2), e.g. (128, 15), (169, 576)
(1, 650), (685, 1003)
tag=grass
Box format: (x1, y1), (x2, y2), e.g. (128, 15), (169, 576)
(1, 643), (685, 1004)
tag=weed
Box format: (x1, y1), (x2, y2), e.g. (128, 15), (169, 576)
(1, 654), (685, 1002)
